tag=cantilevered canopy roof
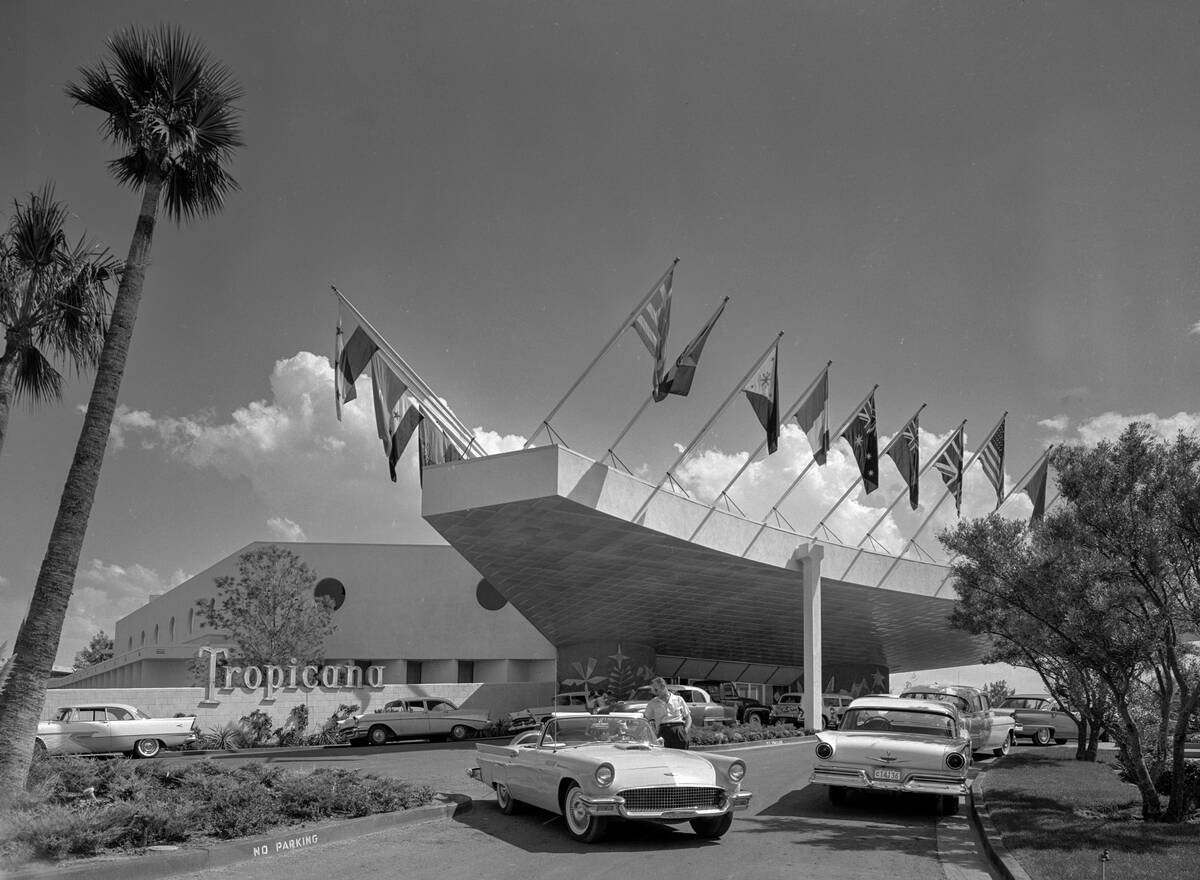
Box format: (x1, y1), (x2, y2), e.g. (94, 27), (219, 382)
(422, 444), (990, 673)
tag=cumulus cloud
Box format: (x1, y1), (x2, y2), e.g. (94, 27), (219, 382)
(59, 559), (186, 666)
(102, 351), (527, 547)
(267, 517), (307, 542)
(1190, 320), (1200, 335)
(1071, 411), (1200, 446)
(1038, 415), (1070, 434)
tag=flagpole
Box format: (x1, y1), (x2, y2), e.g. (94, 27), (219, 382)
(874, 412), (1006, 590)
(686, 361), (831, 542)
(603, 295), (731, 463)
(740, 383), (878, 558)
(855, 416), (964, 549)
(523, 259), (678, 449)
(630, 332), (783, 525)
(814, 403), (926, 535)
(332, 287), (480, 456)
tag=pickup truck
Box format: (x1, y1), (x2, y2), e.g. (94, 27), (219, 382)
(767, 692), (854, 729)
(691, 680), (772, 725)
(604, 684), (736, 727)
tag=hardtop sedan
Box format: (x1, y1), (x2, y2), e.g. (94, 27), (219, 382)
(37, 703), (198, 758)
(809, 695), (972, 815)
(468, 712), (752, 843)
(899, 683), (1016, 756)
(995, 694), (1080, 745)
(337, 697), (490, 745)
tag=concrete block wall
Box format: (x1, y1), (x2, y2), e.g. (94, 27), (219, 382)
(41, 679), (555, 731)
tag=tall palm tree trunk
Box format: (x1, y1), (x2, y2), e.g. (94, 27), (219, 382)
(0, 175), (161, 800)
(0, 336), (21, 459)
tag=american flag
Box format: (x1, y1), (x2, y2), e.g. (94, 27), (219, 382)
(884, 412), (920, 510)
(630, 267), (675, 395)
(841, 392), (879, 492)
(979, 419), (1006, 509)
(933, 426), (964, 515)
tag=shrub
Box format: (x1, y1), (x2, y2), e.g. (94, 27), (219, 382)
(2, 802), (134, 859)
(203, 722), (247, 751)
(191, 774), (282, 839)
(274, 769), (434, 820)
(239, 710), (273, 747)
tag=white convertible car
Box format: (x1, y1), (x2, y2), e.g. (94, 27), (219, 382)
(468, 713), (751, 843)
(37, 703), (199, 758)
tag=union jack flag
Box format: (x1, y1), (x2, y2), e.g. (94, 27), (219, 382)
(933, 426), (965, 515)
(630, 267), (674, 396)
(842, 393), (879, 493)
(979, 419), (1006, 509)
(884, 412), (920, 509)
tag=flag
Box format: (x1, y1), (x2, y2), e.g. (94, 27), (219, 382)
(388, 399), (424, 481)
(370, 355), (423, 481)
(884, 412), (920, 510)
(933, 425), (965, 515)
(655, 297), (727, 401)
(418, 419), (465, 486)
(334, 321), (345, 420)
(335, 323), (377, 417)
(795, 368), (830, 465)
(743, 343), (780, 454)
(630, 266), (674, 396)
(1022, 452), (1050, 524)
(979, 418), (1006, 509)
(842, 393), (879, 492)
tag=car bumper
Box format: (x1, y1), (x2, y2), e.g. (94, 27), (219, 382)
(467, 767), (484, 783)
(577, 791), (752, 821)
(810, 767), (969, 797)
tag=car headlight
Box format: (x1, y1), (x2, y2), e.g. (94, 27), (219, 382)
(728, 760), (746, 783)
(945, 751), (966, 771)
(595, 763), (615, 787)
(815, 741), (834, 760)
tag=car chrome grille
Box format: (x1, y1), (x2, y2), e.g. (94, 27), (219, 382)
(619, 786), (725, 813)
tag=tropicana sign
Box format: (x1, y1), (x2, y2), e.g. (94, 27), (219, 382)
(196, 646), (385, 702)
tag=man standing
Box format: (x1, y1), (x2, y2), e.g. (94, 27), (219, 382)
(644, 677), (692, 749)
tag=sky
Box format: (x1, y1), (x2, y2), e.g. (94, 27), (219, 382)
(2, 2), (1198, 688)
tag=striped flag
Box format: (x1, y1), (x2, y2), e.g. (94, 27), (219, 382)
(933, 425), (965, 515)
(630, 266), (675, 397)
(656, 297), (727, 401)
(884, 412), (920, 510)
(979, 419), (1006, 509)
(842, 392), (879, 492)
(795, 367), (830, 465)
(1021, 451), (1050, 525)
(418, 419), (465, 486)
(743, 343), (780, 454)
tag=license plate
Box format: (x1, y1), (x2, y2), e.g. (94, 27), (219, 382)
(872, 768), (902, 781)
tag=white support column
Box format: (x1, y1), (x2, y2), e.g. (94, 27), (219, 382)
(790, 540), (824, 732)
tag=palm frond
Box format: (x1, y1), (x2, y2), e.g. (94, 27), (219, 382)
(65, 24), (244, 219)
(12, 344), (63, 407)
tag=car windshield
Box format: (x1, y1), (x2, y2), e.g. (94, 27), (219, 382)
(1000, 698), (1045, 710)
(901, 691), (969, 712)
(840, 708), (958, 738)
(541, 716), (656, 747)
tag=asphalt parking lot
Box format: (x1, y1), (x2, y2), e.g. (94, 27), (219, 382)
(151, 736), (1003, 880)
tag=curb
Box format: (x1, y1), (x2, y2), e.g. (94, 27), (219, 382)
(969, 771), (1033, 880)
(5, 793), (472, 880)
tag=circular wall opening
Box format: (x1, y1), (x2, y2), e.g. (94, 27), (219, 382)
(314, 577), (347, 611)
(476, 578), (507, 611)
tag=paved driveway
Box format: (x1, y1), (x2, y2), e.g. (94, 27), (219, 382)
(163, 738), (1000, 880)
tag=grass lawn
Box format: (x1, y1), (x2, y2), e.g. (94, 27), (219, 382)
(982, 747), (1198, 880)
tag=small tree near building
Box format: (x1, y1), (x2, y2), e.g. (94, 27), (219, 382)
(984, 680), (1012, 706)
(194, 545), (336, 672)
(73, 630), (113, 670)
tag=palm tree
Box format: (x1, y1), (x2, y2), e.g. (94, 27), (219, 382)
(0, 183), (119, 460)
(0, 25), (243, 798)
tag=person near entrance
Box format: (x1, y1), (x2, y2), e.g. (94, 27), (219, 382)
(644, 677), (691, 749)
